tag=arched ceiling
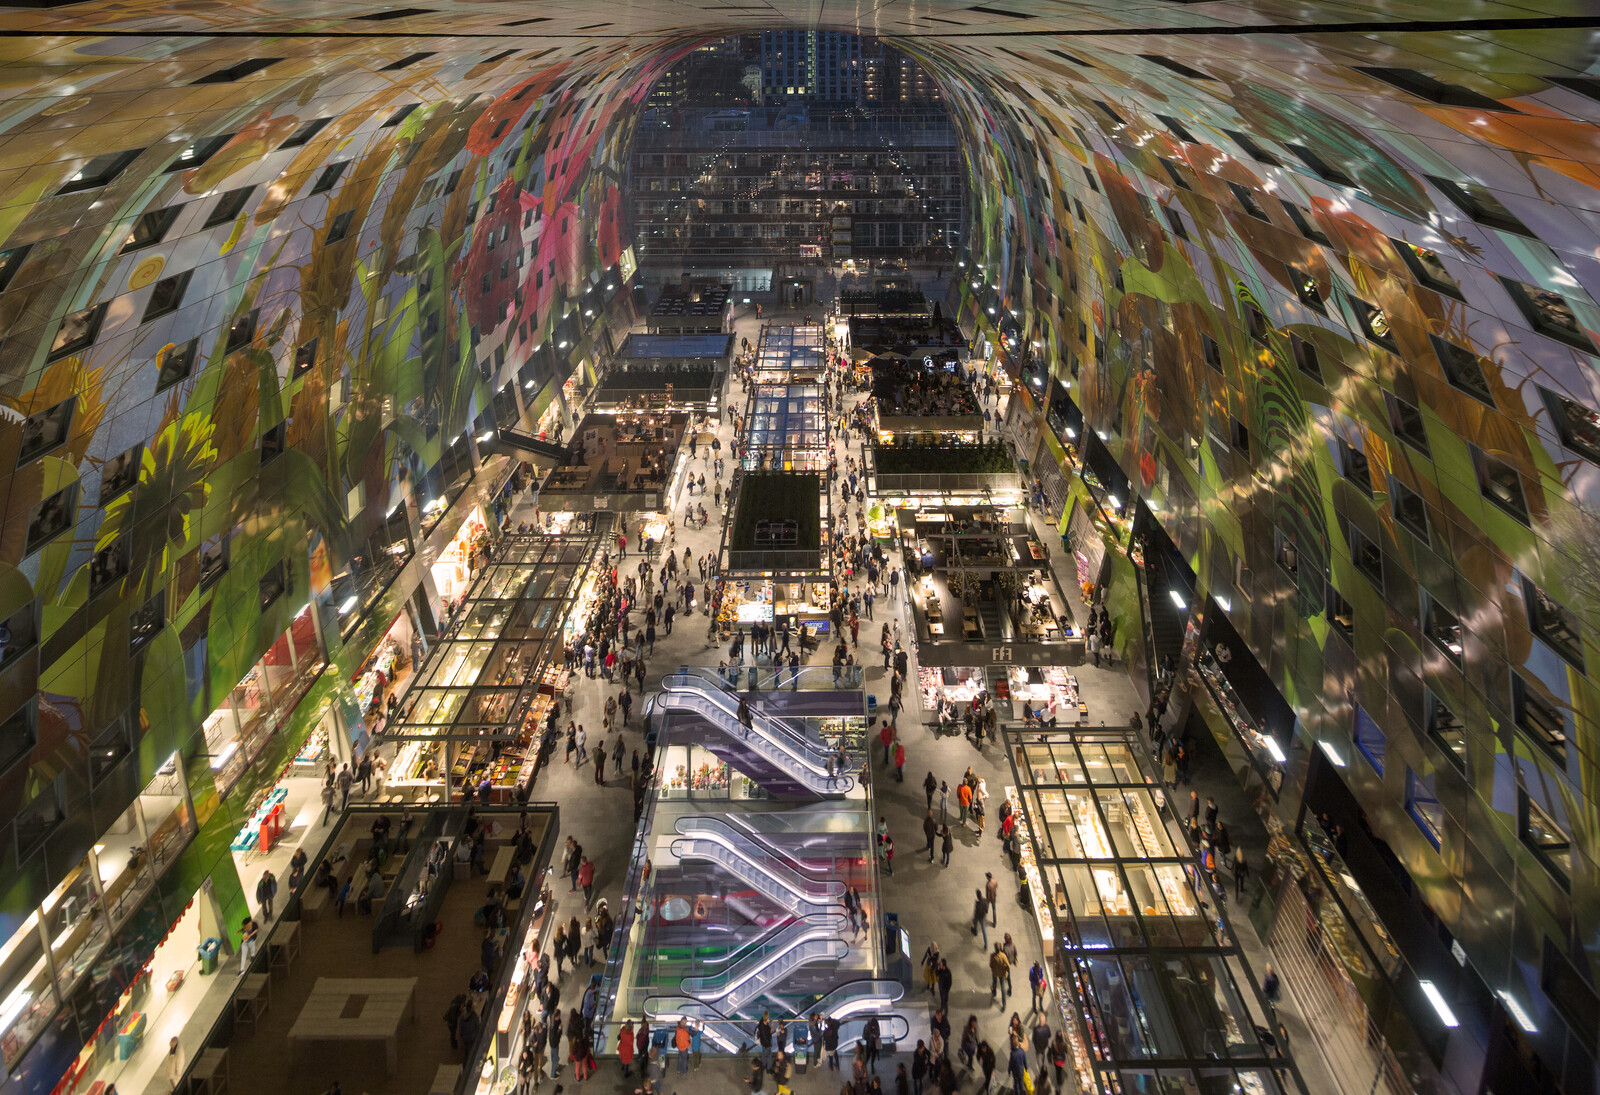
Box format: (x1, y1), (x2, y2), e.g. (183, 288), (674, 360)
(1, 0), (1600, 1023)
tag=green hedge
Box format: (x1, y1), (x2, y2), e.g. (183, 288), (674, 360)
(874, 441), (1015, 475)
(730, 471), (822, 552)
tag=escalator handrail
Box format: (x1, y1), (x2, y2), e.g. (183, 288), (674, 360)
(673, 817), (845, 899)
(655, 688), (855, 795)
(669, 837), (843, 915)
(661, 673), (834, 760)
(680, 919), (850, 1000)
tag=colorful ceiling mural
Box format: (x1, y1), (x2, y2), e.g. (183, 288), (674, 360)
(0, 1), (1597, 1091)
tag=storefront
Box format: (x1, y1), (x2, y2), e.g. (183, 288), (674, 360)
(430, 506), (492, 604)
(712, 577), (833, 641)
(200, 605), (325, 801)
(1005, 729), (1305, 1095)
(655, 745), (769, 802)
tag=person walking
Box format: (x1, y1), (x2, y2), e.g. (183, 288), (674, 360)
(1029, 961), (1048, 1014)
(976, 1039), (996, 1094)
(940, 824), (954, 867)
(924, 770), (937, 811)
(1233, 845), (1250, 899)
(958, 780), (973, 824)
(989, 943), (1010, 1006)
(239, 915), (260, 970)
(1007, 1036), (1029, 1095)
(923, 810), (938, 862)
(936, 958), (953, 1013)
(972, 890), (990, 945)
(617, 1019), (635, 1079)
(985, 872), (1000, 926)
(255, 870), (278, 920)
(164, 1037), (184, 1092)
(336, 763), (353, 810)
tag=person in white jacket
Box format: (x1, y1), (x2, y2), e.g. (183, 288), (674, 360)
(164, 1037), (184, 1091)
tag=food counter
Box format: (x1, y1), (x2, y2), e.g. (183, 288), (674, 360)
(1001, 666), (1083, 724)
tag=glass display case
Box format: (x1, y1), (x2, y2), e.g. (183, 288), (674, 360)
(0, 914), (56, 1069)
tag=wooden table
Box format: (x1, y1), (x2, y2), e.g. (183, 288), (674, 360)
(233, 974), (270, 1031)
(486, 846), (514, 895)
(191, 1048), (228, 1095)
(267, 921), (300, 976)
(287, 977), (418, 1075)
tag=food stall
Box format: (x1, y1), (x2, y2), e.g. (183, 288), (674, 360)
(999, 666), (1084, 725)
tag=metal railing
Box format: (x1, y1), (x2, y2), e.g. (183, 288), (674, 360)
(681, 921), (851, 1010)
(655, 684), (855, 796)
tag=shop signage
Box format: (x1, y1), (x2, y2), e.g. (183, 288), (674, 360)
(916, 641), (1081, 667)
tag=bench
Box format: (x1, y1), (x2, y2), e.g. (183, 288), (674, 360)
(429, 1065), (461, 1095)
(485, 847), (514, 896)
(300, 886), (329, 920)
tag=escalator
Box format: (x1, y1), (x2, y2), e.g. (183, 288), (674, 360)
(671, 817), (844, 918)
(680, 917), (850, 1012)
(656, 676), (855, 797)
(978, 589), (1006, 641)
(1144, 555), (1187, 668)
(661, 673), (834, 761)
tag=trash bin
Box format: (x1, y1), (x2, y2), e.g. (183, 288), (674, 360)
(866, 695), (878, 719)
(197, 937), (221, 975)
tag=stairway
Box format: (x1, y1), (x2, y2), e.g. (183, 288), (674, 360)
(1143, 557), (1187, 666)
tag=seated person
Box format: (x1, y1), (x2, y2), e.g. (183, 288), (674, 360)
(506, 864), (526, 901)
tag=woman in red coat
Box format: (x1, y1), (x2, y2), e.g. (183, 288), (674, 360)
(618, 1019), (636, 1078)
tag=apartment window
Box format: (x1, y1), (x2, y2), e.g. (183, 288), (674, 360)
(129, 592), (164, 654)
(1327, 584), (1354, 641)
(1351, 524), (1383, 588)
(1499, 277), (1597, 352)
(280, 116), (332, 148)
(0, 700), (36, 776)
(1286, 142), (1357, 186)
(1426, 335), (1495, 405)
(1519, 787), (1572, 889)
(1230, 417), (1250, 458)
(1338, 439), (1373, 496)
(58, 148), (144, 194)
(1386, 393), (1431, 455)
(1228, 182), (1270, 221)
(1422, 593), (1464, 666)
(1082, 167), (1099, 193)
(1159, 158), (1191, 191)
(1197, 332), (1221, 372)
(1291, 335), (1323, 383)
(1275, 530), (1299, 577)
(382, 103), (419, 127)
(1394, 239), (1462, 298)
(325, 209), (356, 244)
(310, 161), (349, 195)
(156, 338), (199, 393)
(1156, 113), (1196, 143)
(15, 398), (74, 465)
(1539, 387), (1600, 467)
(164, 133), (233, 172)
(1091, 99), (1123, 124)
(1245, 304), (1270, 344)
(260, 420), (286, 464)
(87, 717), (131, 785)
(14, 781), (63, 856)
(89, 538), (129, 597)
(259, 560), (288, 612)
(141, 270), (191, 322)
(1143, 55), (1212, 81)
(199, 533), (229, 590)
(293, 337), (319, 378)
(1226, 129), (1281, 166)
(1511, 673), (1569, 765)
(204, 186), (254, 228)
(121, 205), (184, 253)
(0, 244), (28, 293)
(1164, 206), (1189, 241)
(1353, 705), (1385, 775)
(1360, 67), (1508, 111)
(1074, 199), (1086, 222)
(226, 309), (259, 353)
(191, 58), (282, 85)
(1279, 200), (1330, 244)
(1425, 690), (1468, 772)
(1429, 176), (1532, 236)
(1406, 769), (1444, 849)
(1349, 297), (1397, 350)
(1390, 477), (1430, 542)
(47, 302), (107, 361)
(1524, 579), (1585, 671)
(1475, 446), (1531, 526)
(382, 52), (435, 71)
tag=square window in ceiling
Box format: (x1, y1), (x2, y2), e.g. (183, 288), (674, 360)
(279, 116), (332, 149)
(1389, 476), (1429, 542)
(1348, 297), (1396, 350)
(15, 397), (74, 465)
(382, 103), (419, 128)
(1359, 67), (1510, 112)
(325, 209), (356, 244)
(1512, 673), (1569, 766)
(1350, 524), (1384, 588)
(1228, 182), (1270, 221)
(1201, 332), (1222, 372)
(1155, 113), (1196, 143)
(1385, 393), (1430, 455)
(155, 337), (199, 394)
(1406, 768), (1444, 849)
(191, 57), (282, 85)
(1429, 335), (1494, 405)
(130, 592), (164, 654)
(58, 148), (144, 195)
(1473, 445), (1531, 525)
(1280, 200), (1329, 244)
(121, 205), (184, 253)
(1425, 690), (1468, 772)
(47, 302), (107, 361)
(1499, 277), (1597, 353)
(1429, 176), (1534, 236)
(1230, 416), (1250, 457)
(26, 482), (78, 555)
(1519, 787), (1572, 890)
(1353, 705), (1385, 775)
(164, 133), (233, 173)
(260, 420), (286, 464)
(1338, 438), (1373, 496)
(294, 337), (319, 378)
(1422, 592), (1464, 666)
(99, 442), (141, 505)
(204, 186), (254, 228)
(258, 559), (288, 612)
(1163, 206), (1189, 241)
(1524, 579), (1585, 671)
(141, 270), (191, 322)
(1289, 266), (1323, 311)
(1538, 387), (1600, 467)
(310, 161), (349, 195)
(0, 244), (30, 293)
(1225, 129), (1281, 166)
(1286, 142), (1356, 187)
(1291, 335), (1323, 383)
(1327, 583), (1354, 640)
(1159, 158), (1191, 191)
(89, 536), (129, 597)
(1394, 239), (1462, 298)
(226, 309), (259, 353)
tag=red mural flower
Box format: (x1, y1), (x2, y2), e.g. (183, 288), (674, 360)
(597, 183), (625, 268)
(455, 175), (525, 333)
(466, 64), (570, 156)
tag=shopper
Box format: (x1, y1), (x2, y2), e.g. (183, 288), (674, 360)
(923, 811), (938, 861)
(941, 824), (954, 867)
(989, 943), (1010, 1006)
(985, 872), (999, 925)
(256, 870), (278, 920)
